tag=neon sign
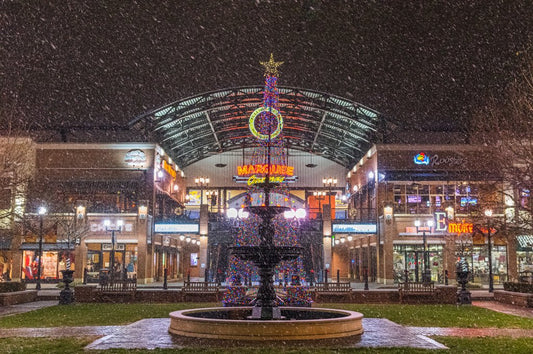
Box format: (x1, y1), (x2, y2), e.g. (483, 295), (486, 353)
(162, 160), (176, 178)
(249, 107), (283, 140)
(448, 221), (473, 236)
(246, 175), (286, 186)
(414, 152), (430, 165)
(237, 164), (294, 177)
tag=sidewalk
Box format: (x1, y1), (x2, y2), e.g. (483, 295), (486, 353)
(0, 300), (57, 318)
(473, 301), (533, 318)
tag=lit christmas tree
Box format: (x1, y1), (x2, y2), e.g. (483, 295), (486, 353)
(225, 55), (308, 305)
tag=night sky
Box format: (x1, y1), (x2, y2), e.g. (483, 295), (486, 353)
(1, 1), (531, 137)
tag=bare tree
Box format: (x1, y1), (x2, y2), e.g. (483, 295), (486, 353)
(470, 55), (533, 235)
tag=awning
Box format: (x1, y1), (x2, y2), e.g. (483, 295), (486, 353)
(19, 243), (74, 251)
(517, 235), (533, 250)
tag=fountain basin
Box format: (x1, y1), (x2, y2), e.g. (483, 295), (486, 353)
(169, 307), (363, 341)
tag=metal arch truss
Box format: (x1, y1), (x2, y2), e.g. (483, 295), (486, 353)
(130, 86), (391, 168)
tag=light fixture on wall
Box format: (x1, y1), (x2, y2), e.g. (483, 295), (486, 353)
(138, 200), (148, 220)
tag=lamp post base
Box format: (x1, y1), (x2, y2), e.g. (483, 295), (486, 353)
(59, 270), (75, 305)
(422, 270), (432, 284)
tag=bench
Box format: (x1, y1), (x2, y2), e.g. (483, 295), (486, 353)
(314, 282), (352, 302)
(97, 279), (137, 302)
(182, 281), (220, 301)
(398, 282), (435, 303)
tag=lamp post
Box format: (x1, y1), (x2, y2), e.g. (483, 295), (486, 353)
(194, 177), (210, 205)
(36, 206), (47, 291)
(415, 219), (434, 284)
(313, 191), (326, 218)
(104, 219), (123, 282)
(206, 190), (218, 212)
(485, 209), (494, 292)
(323, 177), (338, 209)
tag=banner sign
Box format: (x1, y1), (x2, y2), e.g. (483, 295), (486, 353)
(332, 224), (377, 234)
(154, 223), (199, 233)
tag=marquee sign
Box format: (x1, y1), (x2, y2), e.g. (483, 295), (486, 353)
(237, 164), (294, 176)
(235, 163), (296, 186)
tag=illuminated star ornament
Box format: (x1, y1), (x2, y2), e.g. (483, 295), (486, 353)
(260, 53), (284, 77)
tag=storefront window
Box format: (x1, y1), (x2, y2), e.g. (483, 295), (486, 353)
(467, 245), (508, 285)
(22, 250), (74, 280)
(391, 182), (482, 215)
(393, 244), (443, 283)
(85, 243), (137, 282)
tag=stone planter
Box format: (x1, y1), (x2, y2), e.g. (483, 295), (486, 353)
(0, 290), (38, 306)
(494, 290), (533, 308)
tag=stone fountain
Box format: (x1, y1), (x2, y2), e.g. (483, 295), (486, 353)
(169, 181), (364, 341)
(229, 182), (302, 320)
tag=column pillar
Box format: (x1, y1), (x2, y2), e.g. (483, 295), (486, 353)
(74, 241), (87, 282)
(136, 218), (151, 284)
(382, 219), (394, 284)
(445, 234), (456, 282)
(11, 232), (23, 281)
(322, 204), (332, 281)
(199, 204), (209, 280)
(507, 235), (518, 282)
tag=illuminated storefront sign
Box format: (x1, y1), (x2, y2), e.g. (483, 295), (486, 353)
(237, 164), (294, 176)
(246, 175), (285, 186)
(448, 221), (473, 235)
(124, 149), (146, 167)
(162, 160), (176, 178)
(413, 152), (466, 167)
(90, 222), (133, 233)
(414, 152), (430, 165)
(332, 224), (377, 234)
(435, 212), (447, 231)
(154, 223), (199, 233)
(236, 163), (296, 186)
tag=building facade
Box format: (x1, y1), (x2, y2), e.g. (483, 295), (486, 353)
(2, 139), (531, 287)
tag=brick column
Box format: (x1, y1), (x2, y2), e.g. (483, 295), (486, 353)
(136, 219), (151, 284)
(10, 233), (23, 281)
(507, 235), (517, 282)
(322, 204), (332, 280)
(381, 218), (394, 284)
(74, 241), (87, 282)
(199, 204), (209, 280)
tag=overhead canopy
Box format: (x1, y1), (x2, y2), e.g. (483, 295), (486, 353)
(130, 86), (391, 168)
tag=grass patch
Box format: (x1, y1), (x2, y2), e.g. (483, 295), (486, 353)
(318, 303), (533, 329)
(0, 302), (217, 328)
(2, 302), (533, 331)
(2, 337), (533, 353)
(0, 337), (93, 354)
(436, 336), (533, 353)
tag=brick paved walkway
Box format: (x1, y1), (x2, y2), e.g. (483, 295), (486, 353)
(0, 300), (57, 318)
(1, 297), (532, 350)
(1, 317), (533, 350)
(473, 301), (533, 318)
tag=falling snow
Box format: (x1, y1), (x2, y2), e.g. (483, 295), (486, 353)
(0, 1), (532, 135)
